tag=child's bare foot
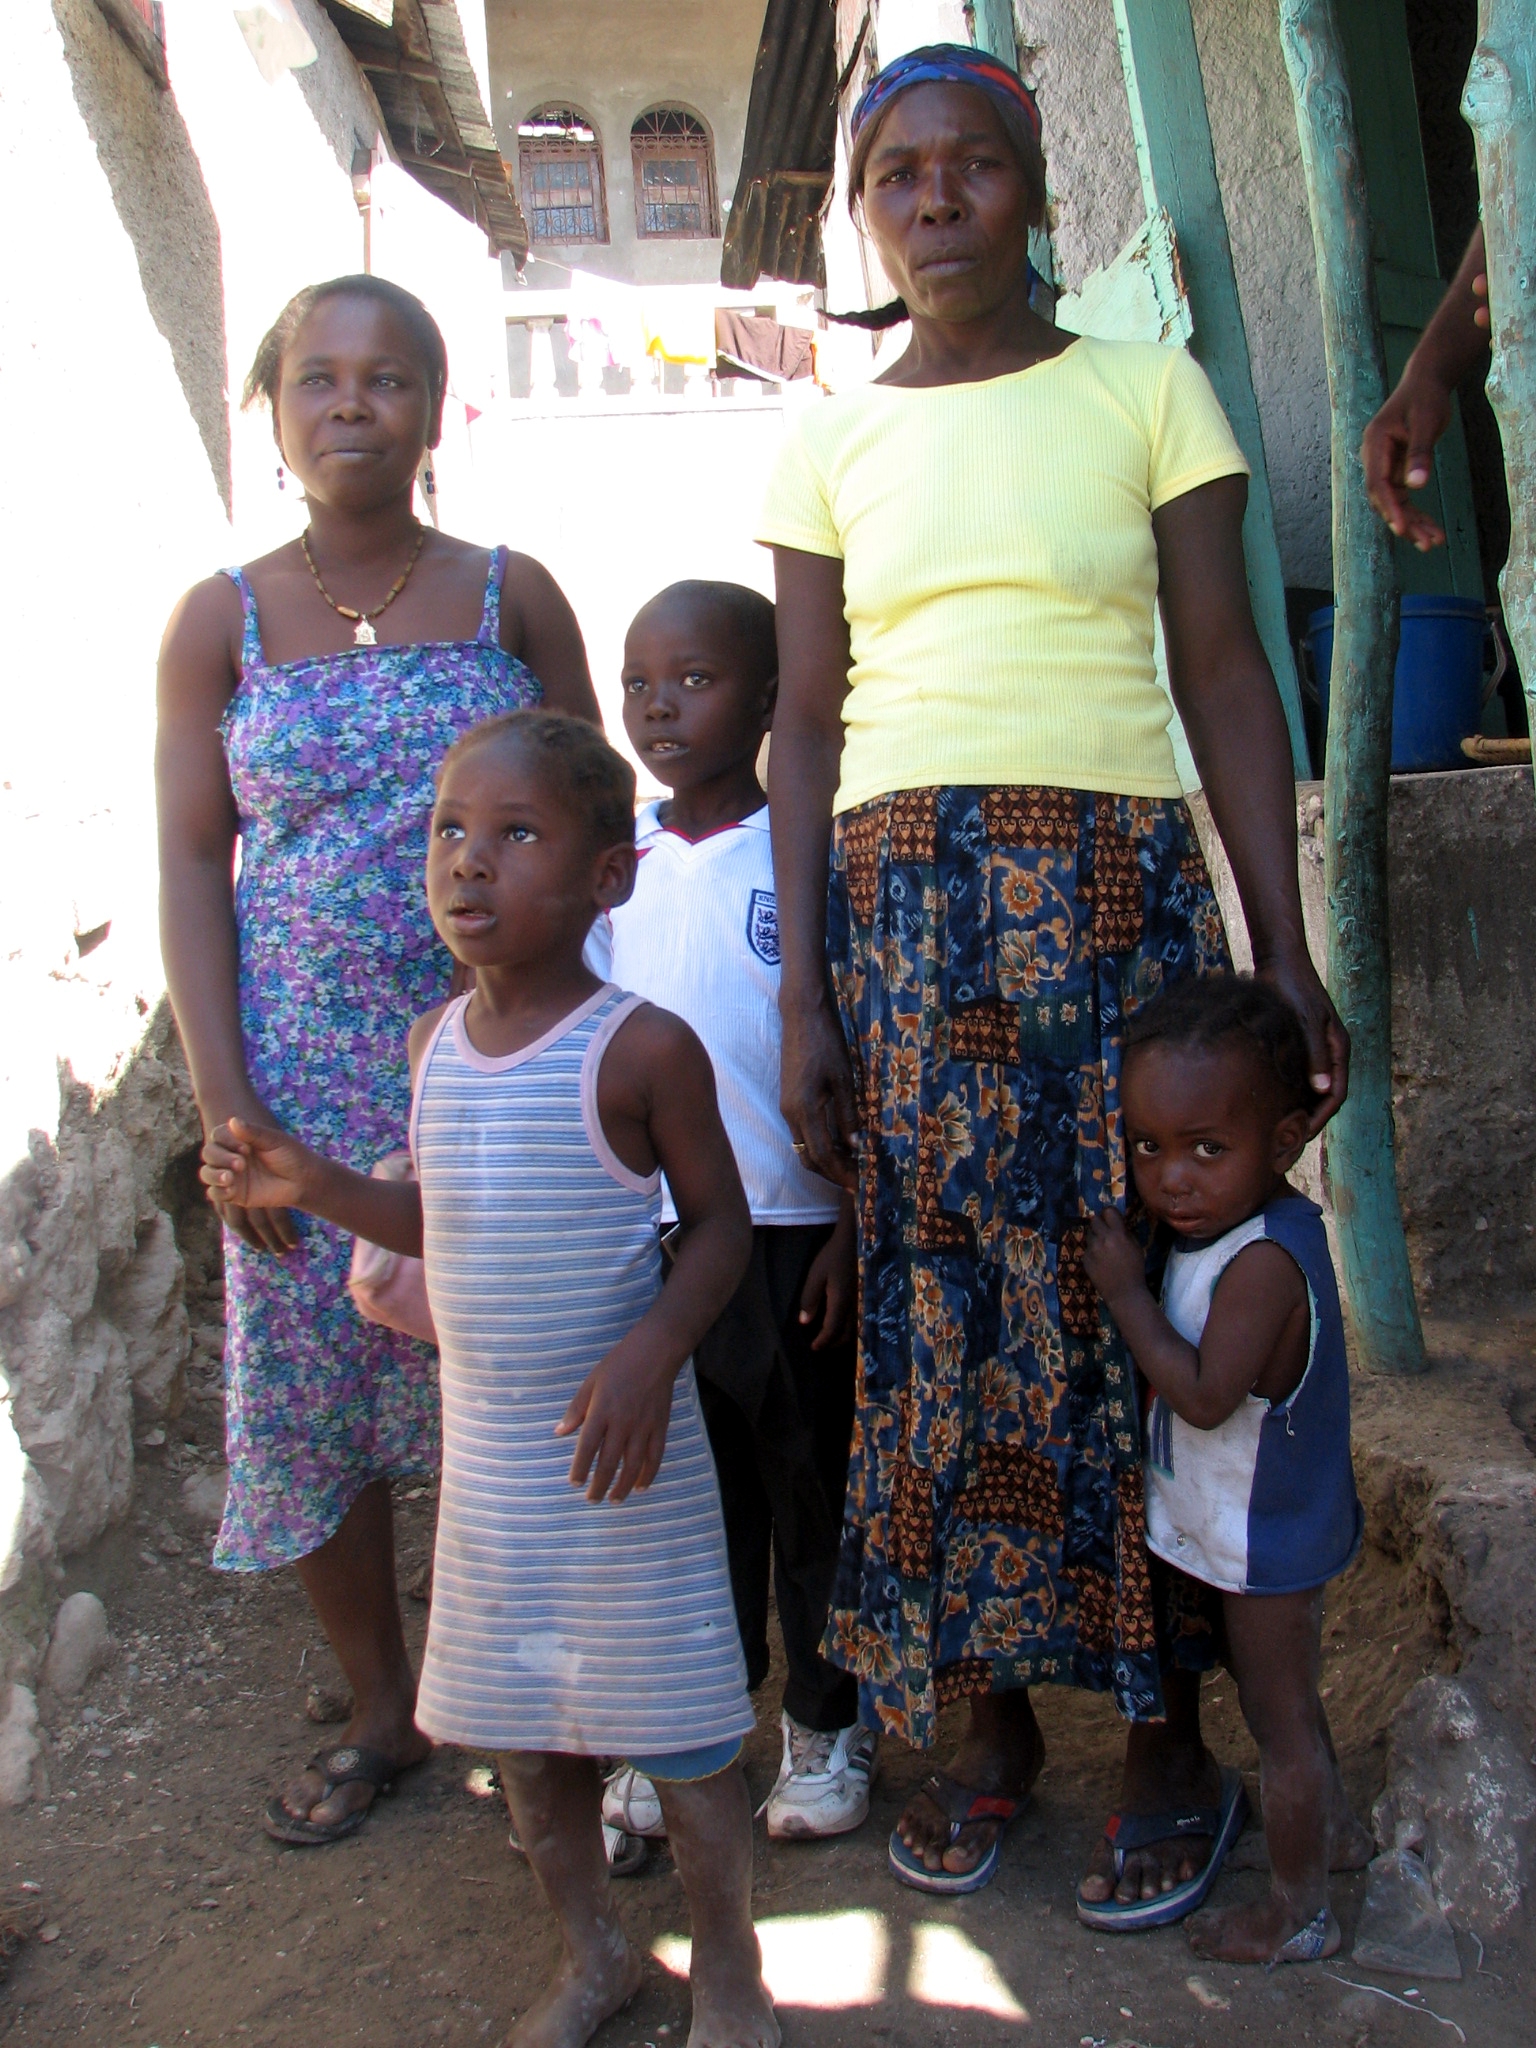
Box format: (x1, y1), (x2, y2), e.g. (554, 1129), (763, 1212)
(512, 1934), (643, 2048)
(501, 1752), (641, 2048)
(656, 1764), (778, 2048)
(1187, 1897), (1339, 1965)
(688, 1946), (780, 2048)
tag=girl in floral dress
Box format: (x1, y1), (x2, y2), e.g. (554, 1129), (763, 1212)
(157, 275), (598, 1843)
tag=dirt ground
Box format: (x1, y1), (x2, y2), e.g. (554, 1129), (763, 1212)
(4, 1295), (1533, 2047)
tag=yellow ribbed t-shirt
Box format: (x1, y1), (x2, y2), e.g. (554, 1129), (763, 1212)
(756, 336), (1249, 813)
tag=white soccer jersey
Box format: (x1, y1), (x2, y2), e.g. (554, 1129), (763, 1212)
(609, 802), (842, 1226)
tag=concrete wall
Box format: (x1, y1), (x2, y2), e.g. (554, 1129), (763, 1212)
(487, 0), (764, 290)
(1196, 769), (1536, 1315)
(0, 0), (507, 1757)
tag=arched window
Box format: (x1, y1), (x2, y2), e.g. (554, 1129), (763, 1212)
(518, 105), (607, 245)
(631, 109), (719, 239)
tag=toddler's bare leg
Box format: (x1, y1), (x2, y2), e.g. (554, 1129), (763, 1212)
(1187, 1589), (1340, 1963)
(657, 1762), (779, 2048)
(502, 1752), (642, 2048)
(1319, 1696), (1374, 1870)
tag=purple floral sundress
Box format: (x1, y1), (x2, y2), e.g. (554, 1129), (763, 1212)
(215, 547), (541, 1569)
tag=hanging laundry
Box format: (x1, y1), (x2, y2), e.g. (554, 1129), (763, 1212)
(714, 310), (813, 383)
(567, 271), (647, 374)
(640, 289), (719, 365)
(233, 0), (317, 82)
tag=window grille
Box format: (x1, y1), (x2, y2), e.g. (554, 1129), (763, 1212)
(631, 110), (719, 240)
(518, 107), (607, 245)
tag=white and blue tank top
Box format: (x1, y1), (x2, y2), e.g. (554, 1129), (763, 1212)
(1144, 1193), (1361, 1596)
(408, 984), (753, 1754)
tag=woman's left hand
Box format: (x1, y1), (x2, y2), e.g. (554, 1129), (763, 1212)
(1254, 945), (1349, 1135)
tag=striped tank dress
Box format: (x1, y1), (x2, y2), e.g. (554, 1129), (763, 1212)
(410, 984), (753, 1755)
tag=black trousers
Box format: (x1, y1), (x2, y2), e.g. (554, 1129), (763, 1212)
(693, 1224), (859, 1734)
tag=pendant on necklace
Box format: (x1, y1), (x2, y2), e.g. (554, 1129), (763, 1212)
(353, 618), (377, 647)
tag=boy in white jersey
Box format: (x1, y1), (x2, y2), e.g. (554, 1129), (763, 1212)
(607, 581), (875, 1843)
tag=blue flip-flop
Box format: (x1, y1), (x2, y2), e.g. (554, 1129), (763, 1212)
(888, 1770), (1023, 1896)
(1076, 1764), (1250, 1931)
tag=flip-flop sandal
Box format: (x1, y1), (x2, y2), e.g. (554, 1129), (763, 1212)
(1076, 1764), (1250, 1931)
(1266, 1907), (1340, 1966)
(262, 1745), (419, 1847)
(507, 1819), (649, 1878)
(888, 1771), (1022, 1897)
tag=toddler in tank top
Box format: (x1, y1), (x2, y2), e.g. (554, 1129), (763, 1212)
(1083, 974), (1369, 1969)
(604, 582), (871, 1851)
(202, 709), (778, 2048)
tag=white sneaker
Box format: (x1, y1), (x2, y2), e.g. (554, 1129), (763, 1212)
(601, 1764), (667, 1839)
(764, 1714), (878, 1840)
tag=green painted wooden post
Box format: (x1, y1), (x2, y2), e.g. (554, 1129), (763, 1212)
(1463, 4), (1536, 761)
(967, 1), (1018, 67)
(1113, 0), (1310, 777)
(1280, 0), (1426, 1376)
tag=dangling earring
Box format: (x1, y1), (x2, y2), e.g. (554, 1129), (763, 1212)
(276, 460), (286, 492)
(422, 463), (436, 498)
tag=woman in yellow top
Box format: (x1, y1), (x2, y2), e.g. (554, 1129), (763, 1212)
(760, 46), (1347, 1921)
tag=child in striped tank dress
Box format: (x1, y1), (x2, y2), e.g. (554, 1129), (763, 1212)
(1083, 976), (1370, 1970)
(203, 710), (778, 2048)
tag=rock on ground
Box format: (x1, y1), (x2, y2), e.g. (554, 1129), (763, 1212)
(39, 1590), (111, 1699)
(181, 1467), (229, 1529)
(0, 1684), (45, 1808)
(1375, 1672), (1536, 1937)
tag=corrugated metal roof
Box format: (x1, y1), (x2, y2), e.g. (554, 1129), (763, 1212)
(321, 0), (528, 261)
(721, 0), (838, 289)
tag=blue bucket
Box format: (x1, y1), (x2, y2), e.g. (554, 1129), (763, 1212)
(1306, 596), (1496, 772)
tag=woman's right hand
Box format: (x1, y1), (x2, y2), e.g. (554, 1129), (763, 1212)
(202, 1097), (300, 1253)
(780, 995), (860, 1191)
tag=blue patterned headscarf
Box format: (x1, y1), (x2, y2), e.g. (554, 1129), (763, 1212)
(849, 43), (1043, 149)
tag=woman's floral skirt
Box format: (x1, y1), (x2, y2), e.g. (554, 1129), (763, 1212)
(824, 784), (1230, 1746)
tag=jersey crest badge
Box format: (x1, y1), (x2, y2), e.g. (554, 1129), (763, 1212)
(747, 889), (780, 965)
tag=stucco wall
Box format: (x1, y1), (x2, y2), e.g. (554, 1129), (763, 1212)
(1190, 0), (1331, 586)
(1011, 0), (1333, 588)
(1013, 1), (1145, 289)
(0, 0), (506, 1733)
(487, 0), (764, 289)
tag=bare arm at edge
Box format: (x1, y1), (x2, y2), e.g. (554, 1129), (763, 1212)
(500, 551), (600, 724)
(768, 545), (858, 1190)
(1362, 225), (1490, 551)
(156, 575), (297, 1253)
